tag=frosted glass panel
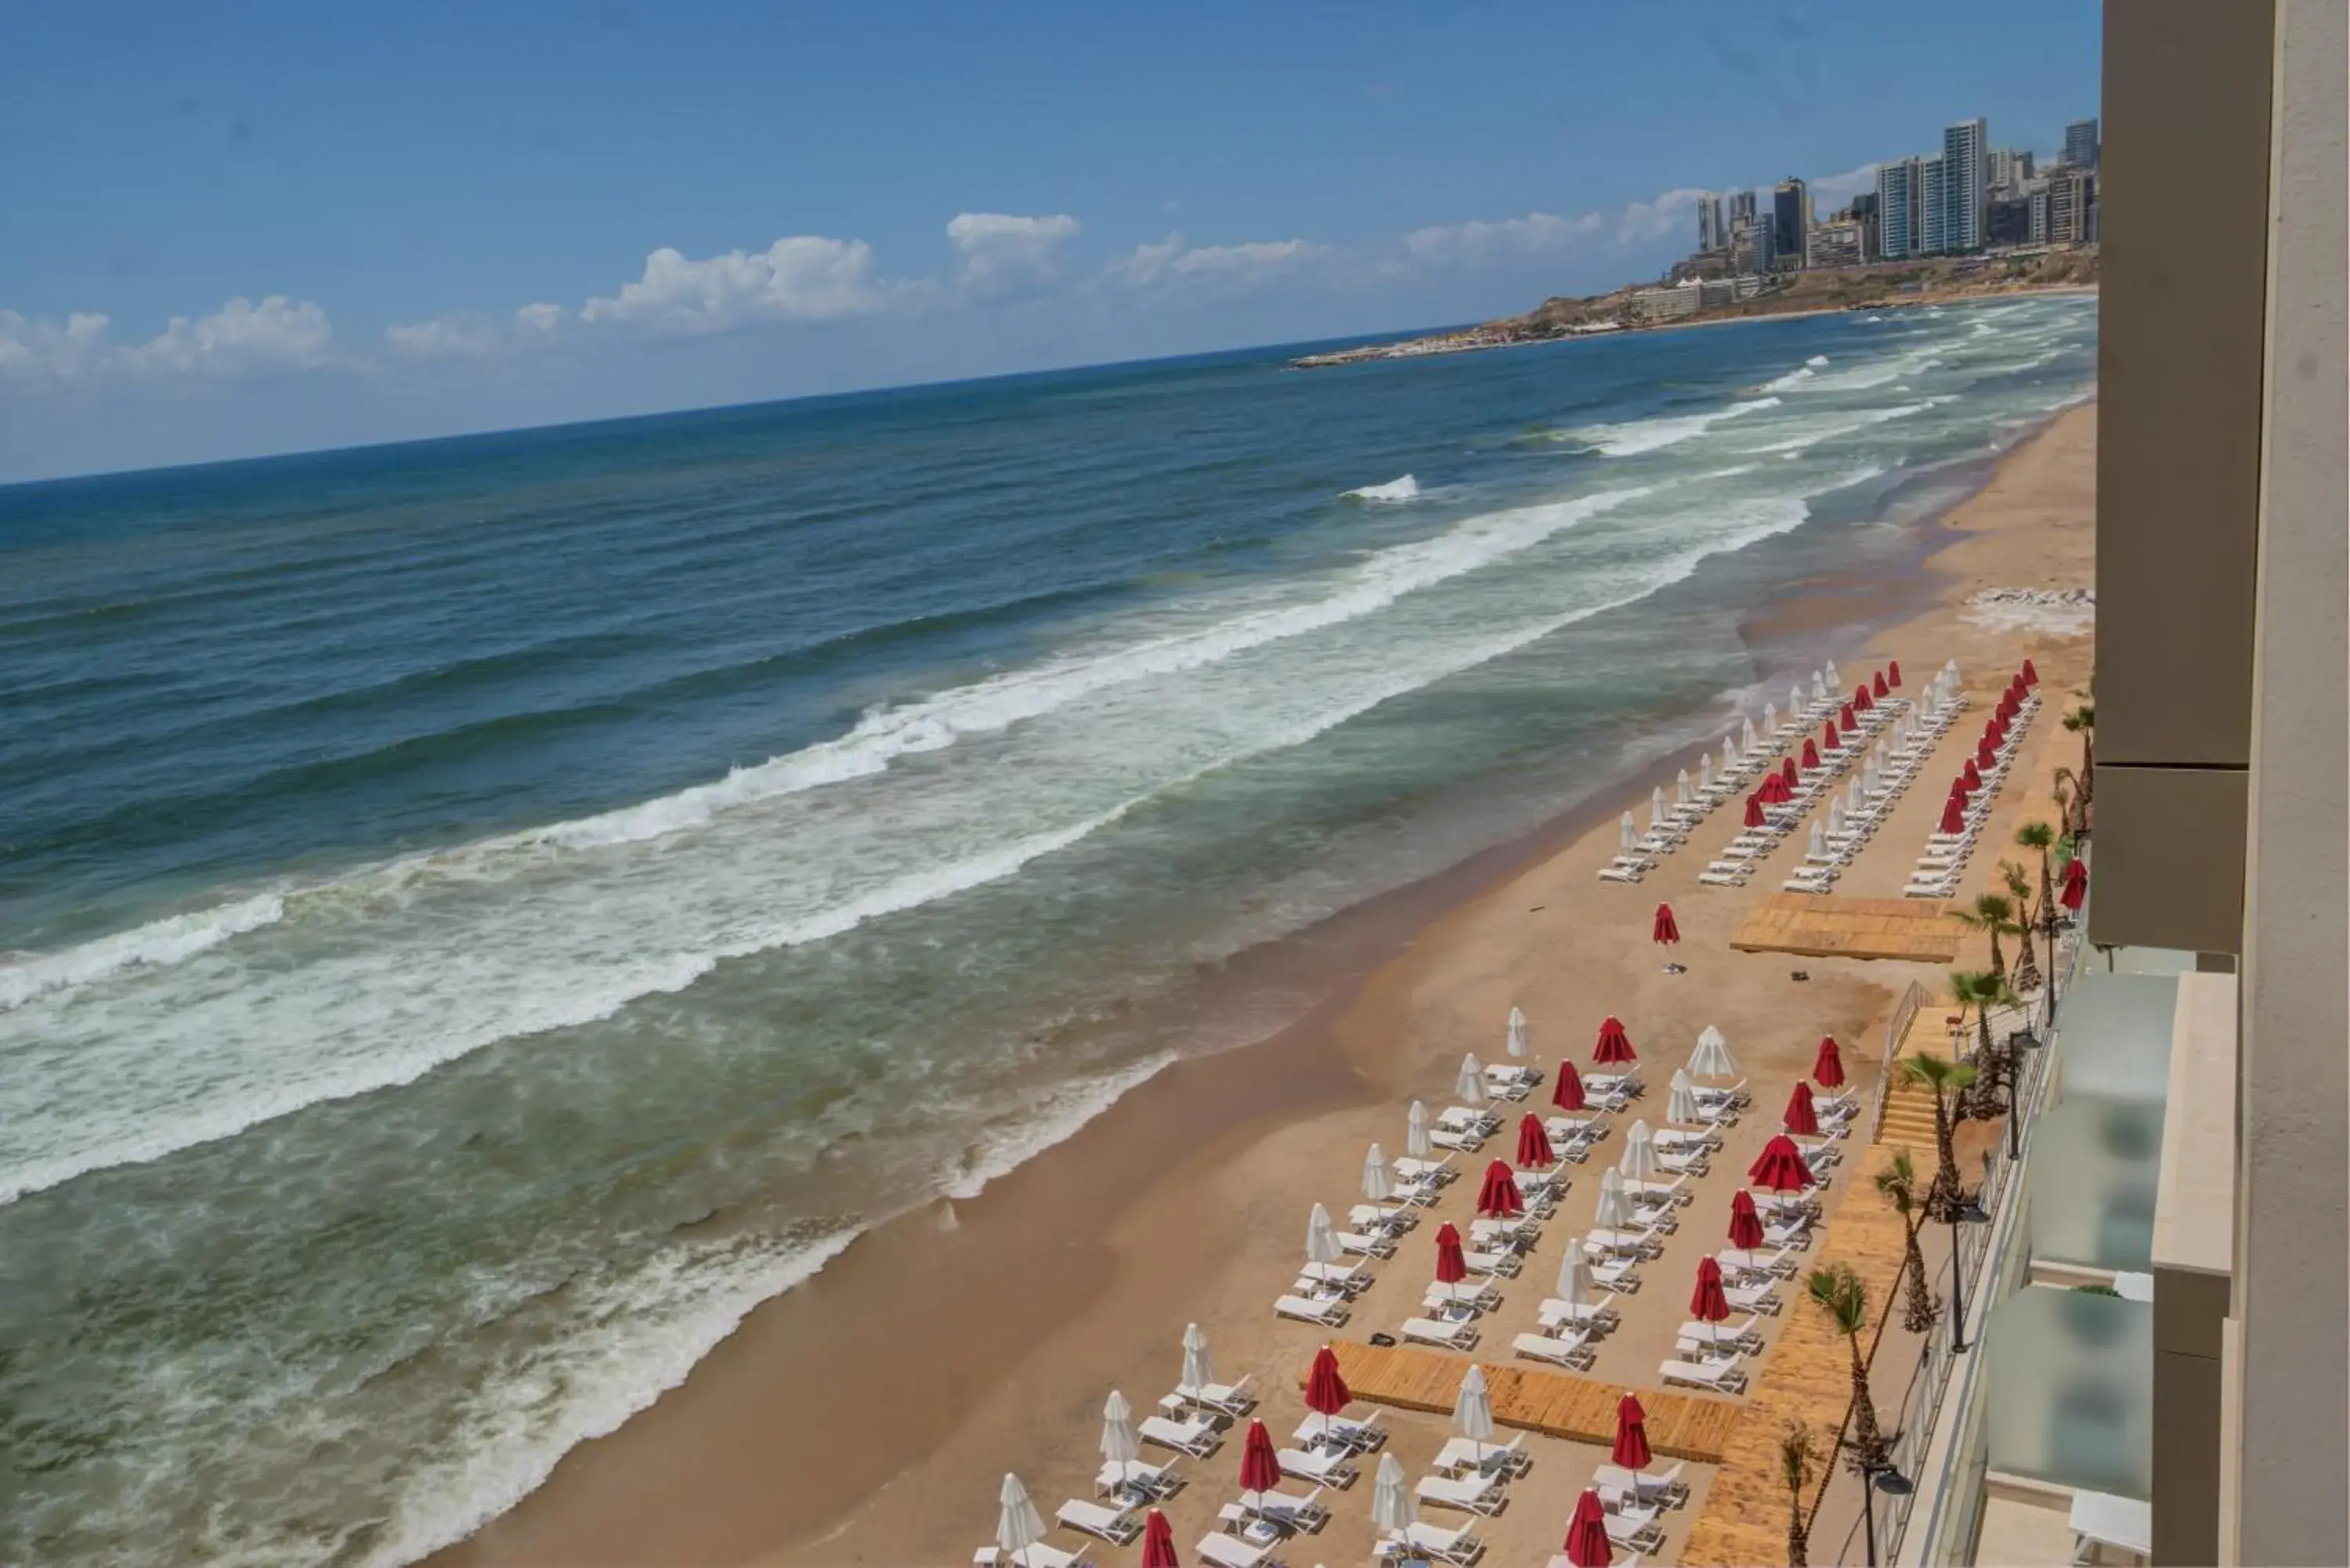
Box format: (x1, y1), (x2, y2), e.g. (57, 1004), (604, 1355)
(2055, 974), (2177, 1104)
(2028, 1100), (2165, 1270)
(1984, 1284), (2151, 1499)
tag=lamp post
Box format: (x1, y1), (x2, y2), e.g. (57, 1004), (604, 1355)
(1948, 1209), (1969, 1355)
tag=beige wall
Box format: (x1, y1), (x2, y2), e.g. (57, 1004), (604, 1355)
(2232, 1), (2349, 1561)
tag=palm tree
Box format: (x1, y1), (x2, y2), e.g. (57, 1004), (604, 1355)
(1950, 970), (2022, 1122)
(1951, 893), (2017, 977)
(2016, 820), (2061, 985)
(1875, 1148), (1941, 1333)
(2063, 700), (2095, 811)
(2001, 862), (2042, 992)
(2052, 767), (2087, 840)
(1899, 1052), (1976, 1221)
(1779, 1420), (1817, 1566)
(1806, 1263), (1892, 1471)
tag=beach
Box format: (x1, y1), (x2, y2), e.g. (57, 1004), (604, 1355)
(428, 403), (2097, 1568)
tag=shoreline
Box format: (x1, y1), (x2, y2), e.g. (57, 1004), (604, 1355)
(431, 403), (2099, 1568)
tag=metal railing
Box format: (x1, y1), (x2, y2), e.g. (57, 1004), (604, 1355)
(1868, 979), (1931, 1143)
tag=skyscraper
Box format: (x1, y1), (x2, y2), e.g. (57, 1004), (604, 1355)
(2063, 116), (2101, 168)
(1850, 191), (1880, 261)
(2048, 167), (2097, 244)
(1697, 193), (1726, 254)
(1918, 153), (1949, 255)
(1727, 189), (1756, 230)
(1942, 117), (1988, 252)
(1986, 146), (2034, 197)
(1772, 178), (1812, 269)
(1876, 159), (1918, 259)
(1750, 210), (1777, 273)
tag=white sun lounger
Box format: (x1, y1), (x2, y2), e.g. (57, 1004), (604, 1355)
(1194, 1534), (1277, 1568)
(1296, 1259), (1371, 1294)
(1513, 1329), (1596, 1369)
(1605, 1504), (1667, 1553)
(1096, 1457), (1181, 1498)
(1654, 1127), (1720, 1153)
(1350, 1203), (1418, 1235)
(974, 1545), (1088, 1568)
(1661, 1355), (1748, 1394)
(1423, 1283), (1502, 1316)
(1435, 1432), (1529, 1478)
(1621, 1174), (1691, 1207)
(1220, 1485), (1330, 1531)
(1335, 1228), (1398, 1259)
(1276, 1446), (1357, 1487)
(1468, 1217), (1539, 1248)
(1401, 1315), (1480, 1350)
(1459, 1247), (1522, 1277)
(1544, 1115), (1609, 1144)
(1376, 1519), (1484, 1566)
(1415, 1470), (1505, 1516)
(1726, 1281), (1781, 1314)
(1171, 1373), (1256, 1415)
(1538, 1295), (1622, 1331)
(1585, 1226), (1668, 1259)
(1716, 1245), (1799, 1279)
(1594, 1460), (1689, 1508)
(1291, 1411), (1383, 1452)
(1139, 1412), (1224, 1457)
(1391, 1154), (1455, 1183)
(1274, 1294), (1348, 1328)
(1428, 1127), (1486, 1152)
(1056, 1498), (1142, 1545)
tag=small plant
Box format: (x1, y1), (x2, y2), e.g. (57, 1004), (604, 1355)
(2073, 1282), (2123, 1298)
(1779, 1420), (1817, 1566)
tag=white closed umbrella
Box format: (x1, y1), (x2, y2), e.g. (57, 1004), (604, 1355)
(1555, 1241), (1592, 1306)
(1456, 1054), (1488, 1107)
(1826, 659), (1842, 692)
(1807, 818), (1827, 859)
(1506, 1006), (1529, 1059)
(1828, 798), (1846, 838)
(1699, 753), (1716, 794)
(1181, 1322), (1217, 1393)
(1810, 670), (1827, 704)
(1596, 1167), (1629, 1229)
(1762, 701), (1778, 735)
(1790, 683), (1806, 715)
(1668, 1067), (1701, 1125)
(1372, 1451), (1415, 1542)
(1675, 768), (1694, 807)
(1101, 1390), (1141, 1486)
(1690, 1025), (1737, 1078)
(1620, 1118), (1658, 1184)
(1722, 734), (1739, 773)
(1453, 1364), (1496, 1465)
(1307, 1202), (1343, 1266)
(997, 1472), (1047, 1566)
(1848, 775), (1864, 815)
(1406, 1100), (1433, 1160)
(1650, 786), (1668, 832)
(1741, 716), (1759, 753)
(1362, 1143), (1395, 1203)
(1620, 811), (1639, 851)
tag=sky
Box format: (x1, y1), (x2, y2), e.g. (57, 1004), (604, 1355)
(0, 0), (2101, 482)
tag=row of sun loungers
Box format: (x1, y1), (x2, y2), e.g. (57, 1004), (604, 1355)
(1907, 670), (2040, 898)
(1699, 688), (1913, 891)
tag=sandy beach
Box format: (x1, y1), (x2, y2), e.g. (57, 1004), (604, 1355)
(429, 403), (2097, 1568)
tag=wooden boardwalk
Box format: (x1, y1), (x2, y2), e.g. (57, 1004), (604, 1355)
(1679, 1142), (1920, 1566)
(1305, 1342), (1742, 1462)
(1730, 894), (1961, 963)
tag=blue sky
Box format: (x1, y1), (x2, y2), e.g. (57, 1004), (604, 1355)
(0, 0), (2100, 480)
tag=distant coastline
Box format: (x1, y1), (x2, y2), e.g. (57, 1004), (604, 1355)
(1292, 248), (2099, 368)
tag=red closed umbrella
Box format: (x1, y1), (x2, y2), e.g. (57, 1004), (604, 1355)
(1564, 1488), (1614, 1567)
(1303, 1344), (1351, 1440)
(1749, 1133), (1814, 1191)
(1813, 1035), (1847, 1089)
(1141, 1509), (1179, 1568)
(1517, 1113), (1557, 1169)
(1781, 756), (1799, 789)
(1976, 739), (1998, 772)
(1873, 669), (1890, 698)
(1744, 793), (1766, 829)
(2062, 855), (2088, 911)
(1801, 738), (1821, 771)
(1593, 1016), (1638, 1064)
(1477, 1158), (1524, 1218)
(1939, 794), (1967, 834)
(2021, 657), (2039, 686)
(1238, 1418), (1282, 1498)
(1824, 717), (1842, 750)
(1651, 904), (1679, 948)
(1886, 659), (1902, 688)
(1434, 1222), (1469, 1288)
(1728, 1188), (1765, 1249)
(1784, 1079), (1820, 1136)
(1611, 1393), (1653, 1469)
(1838, 703), (1856, 734)
(1553, 1058), (1589, 1112)
(1963, 758), (1983, 789)
(1691, 1255), (1732, 1323)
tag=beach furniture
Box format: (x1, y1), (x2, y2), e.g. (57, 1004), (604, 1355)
(1415, 1470), (1505, 1516)
(1349, 1203), (1417, 1236)
(1605, 1501), (1668, 1554)
(1434, 1433), (1530, 1479)
(1291, 1411), (1383, 1453)
(1170, 1373), (1256, 1417)
(1436, 1104), (1501, 1136)
(1538, 1295), (1621, 1331)
(1218, 1484), (1330, 1531)
(1422, 1281), (1502, 1315)
(973, 1548), (1090, 1568)
(1725, 1281), (1781, 1315)
(1275, 1445), (1357, 1487)
(1458, 1246), (1521, 1278)
(1390, 1154), (1455, 1185)
(1584, 1070), (1640, 1099)
(1139, 1411), (1224, 1457)
(1296, 1259), (1371, 1295)
(1654, 1126), (1720, 1154)
(1716, 1245), (1800, 1280)
(1676, 1319), (1765, 1357)
(1594, 1461), (1690, 1508)
(1094, 1457), (1181, 1499)
(1660, 1355), (1748, 1394)
(1621, 1173), (1692, 1208)
(1467, 1216), (1538, 1250)
(1274, 1294), (1348, 1328)
(1194, 1534), (1281, 1568)
(1334, 1227), (1398, 1259)
(1401, 1316), (1480, 1351)
(1511, 1329), (1596, 1370)
(1055, 1498), (1142, 1545)
(1375, 1519), (1485, 1565)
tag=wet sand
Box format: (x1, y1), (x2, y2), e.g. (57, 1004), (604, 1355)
(430, 404), (2097, 1568)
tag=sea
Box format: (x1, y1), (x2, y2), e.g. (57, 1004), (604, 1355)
(0, 292), (2094, 1564)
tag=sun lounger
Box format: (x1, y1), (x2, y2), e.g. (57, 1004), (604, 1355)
(974, 1545), (1089, 1568)
(1415, 1471), (1505, 1516)
(1584, 1071), (1641, 1098)
(1428, 1127), (1485, 1153)
(1594, 1460), (1689, 1508)
(1350, 1203), (1418, 1235)
(1538, 1295), (1622, 1331)
(1697, 867), (1750, 887)
(1296, 1259), (1371, 1294)
(1654, 1127), (1720, 1153)
(1274, 1294), (1348, 1328)
(1435, 1433), (1530, 1478)
(1585, 1226), (1668, 1259)
(1596, 865), (1646, 884)
(1716, 1245), (1799, 1279)
(1057, 1498), (1143, 1545)
(1469, 1217), (1538, 1248)
(1676, 1317), (1764, 1356)
(1655, 1147), (1709, 1176)
(1096, 1458), (1182, 1499)
(1195, 1534), (1279, 1568)
(1726, 1281), (1781, 1314)
(1376, 1519), (1484, 1566)
(1401, 1316), (1480, 1351)
(1620, 1174), (1690, 1207)
(1335, 1228), (1398, 1259)
(1544, 1115), (1608, 1145)
(1513, 1329), (1596, 1369)
(1391, 1154), (1455, 1184)
(1422, 1283), (1502, 1315)
(1693, 1077), (1749, 1107)
(1220, 1483), (1330, 1530)
(1292, 1411), (1383, 1452)
(1172, 1373), (1256, 1415)
(1459, 1247), (1522, 1277)
(1660, 1355), (1748, 1394)
(1604, 1504), (1667, 1554)
(1140, 1412), (1224, 1457)
(1276, 1446), (1358, 1487)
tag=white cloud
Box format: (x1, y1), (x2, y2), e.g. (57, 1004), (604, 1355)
(1402, 211), (1604, 265)
(1805, 162), (1880, 211)
(579, 237), (902, 329)
(385, 302), (571, 359)
(1111, 233), (1322, 291)
(0, 295), (334, 381)
(1613, 187), (1714, 246)
(946, 212), (1081, 288)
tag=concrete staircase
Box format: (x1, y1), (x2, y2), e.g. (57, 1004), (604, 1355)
(1873, 999), (1957, 1151)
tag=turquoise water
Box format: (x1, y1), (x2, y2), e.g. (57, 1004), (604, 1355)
(0, 294), (2094, 1563)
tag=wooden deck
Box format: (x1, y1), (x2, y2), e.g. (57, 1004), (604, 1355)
(1730, 893), (1962, 963)
(1679, 1142), (1921, 1566)
(1304, 1342), (1742, 1462)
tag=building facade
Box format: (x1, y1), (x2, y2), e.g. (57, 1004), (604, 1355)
(1943, 117), (1988, 252)
(1986, 194), (2033, 247)
(1808, 218), (1863, 269)
(1696, 193), (1725, 255)
(2048, 167), (2096, 244)
(1849, 190), (1880, 261)
(1918, 153), (1950, 255)
(1726, 189), (1755, 231)
(1771, 178), (1811, 269)
(1877, 157), (1918, 259)
(2064, 115), (2102, 168)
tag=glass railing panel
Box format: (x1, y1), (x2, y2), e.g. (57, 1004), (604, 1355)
(2026, 1097), (2165, 1272)
(1983, 1284), (2153, 1500)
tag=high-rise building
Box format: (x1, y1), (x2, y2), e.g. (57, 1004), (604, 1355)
(2027, 182), (2052, 243)
(2047, 166), (2097, 244)
(1749, 209), (1777, 273)
(1986, 195), (2033, 246)
(1772, 178), (1812, 269)
(2063, 115), (2101, 168)
(1942, 117), (1989, 251)
(1850, 190), (1880, 261)
(1918, 153), (1950, 254)
(1696, 193), (1726, 255)
(1876, 158), (1918, 259)
(1726, 189), (1755, 231)
(1986, 146), (2035, 197)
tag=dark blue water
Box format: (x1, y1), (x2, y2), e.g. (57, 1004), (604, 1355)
(0, 295), (2094, 1564)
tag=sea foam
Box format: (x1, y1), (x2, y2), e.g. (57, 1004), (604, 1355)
(1343, 474), (1419, 502)
(1571, 397), (1781, 457)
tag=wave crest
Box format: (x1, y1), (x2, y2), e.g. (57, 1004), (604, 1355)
(1342, 474), (1419, 502)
